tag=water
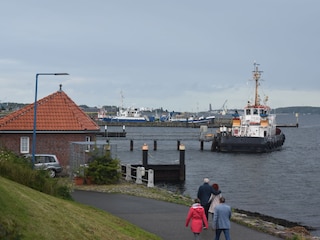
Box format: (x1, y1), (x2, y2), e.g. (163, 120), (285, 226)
(103, 114), (320, 236)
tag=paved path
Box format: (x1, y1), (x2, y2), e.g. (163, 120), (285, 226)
(72, 190), (282, 240)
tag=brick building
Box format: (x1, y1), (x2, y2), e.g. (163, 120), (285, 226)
(0, 86), (100, 167)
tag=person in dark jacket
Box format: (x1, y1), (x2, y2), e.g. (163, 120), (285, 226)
(197, 178), (221, 221)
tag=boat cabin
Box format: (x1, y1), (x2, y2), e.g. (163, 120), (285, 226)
(231, 105), (276, 138)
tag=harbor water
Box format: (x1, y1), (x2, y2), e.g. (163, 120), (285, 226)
(103, 114), (320, 236)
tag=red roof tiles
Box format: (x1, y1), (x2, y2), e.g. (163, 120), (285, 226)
(0, 90), (100, 131)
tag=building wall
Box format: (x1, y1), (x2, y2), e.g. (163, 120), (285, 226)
(0, 133), (97, 167)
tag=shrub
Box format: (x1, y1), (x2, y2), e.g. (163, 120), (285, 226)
(0, 148), (72, 200)
(86, 147), (121, 184)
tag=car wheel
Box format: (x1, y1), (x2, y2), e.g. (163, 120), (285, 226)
(48, 169), (56, 178)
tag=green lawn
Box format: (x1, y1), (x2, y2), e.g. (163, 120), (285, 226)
(0, 177), (161, 240)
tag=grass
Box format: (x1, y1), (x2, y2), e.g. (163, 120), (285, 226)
(0, 177), (161, 240)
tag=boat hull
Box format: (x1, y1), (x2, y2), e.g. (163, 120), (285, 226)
(214, 133), (285, 153)
(101, 117), (147, 123)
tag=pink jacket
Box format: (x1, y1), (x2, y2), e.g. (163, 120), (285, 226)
(185, 203), (208, 233)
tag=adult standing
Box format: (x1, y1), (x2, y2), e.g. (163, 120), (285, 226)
(212, 197), (232, 240)
(209, 183), (222, 220)
(197, 178), (220, 221)
(185, 198), (208, 240)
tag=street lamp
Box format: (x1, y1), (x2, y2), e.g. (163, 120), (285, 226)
(32, 73), (69, 168)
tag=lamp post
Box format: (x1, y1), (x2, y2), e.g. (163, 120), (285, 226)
(32, 73), (69, 168)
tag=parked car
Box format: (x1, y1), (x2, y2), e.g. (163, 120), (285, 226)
(25, 154), (62, 178)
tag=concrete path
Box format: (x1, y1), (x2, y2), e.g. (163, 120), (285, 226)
(72, 190), (282, 240)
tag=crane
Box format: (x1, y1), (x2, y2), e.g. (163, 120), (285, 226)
(220, 100), (228, 115)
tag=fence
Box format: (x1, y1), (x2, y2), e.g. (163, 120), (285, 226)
(121, 164), (154, 187)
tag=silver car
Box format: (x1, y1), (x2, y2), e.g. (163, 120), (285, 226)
(26, 154), (62, 178)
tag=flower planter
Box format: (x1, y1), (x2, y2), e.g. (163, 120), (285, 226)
(85, 176), (94, 185)
(74, 177), (84, 185)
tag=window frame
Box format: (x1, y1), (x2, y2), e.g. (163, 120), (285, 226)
(20, 136), (30, 154)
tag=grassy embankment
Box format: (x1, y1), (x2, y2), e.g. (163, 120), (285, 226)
(0, 177), (161, 240)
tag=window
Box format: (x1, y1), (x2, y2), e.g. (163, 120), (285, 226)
(20, 137), (30, 153)
(85, 136), (91, 152)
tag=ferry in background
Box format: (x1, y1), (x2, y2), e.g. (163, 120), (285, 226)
(160, 111), (215, 124)
(212, 62), (285, 153)
(98, 107), (148, 122)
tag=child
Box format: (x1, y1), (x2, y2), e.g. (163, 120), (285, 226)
(185, 198), (208, 240)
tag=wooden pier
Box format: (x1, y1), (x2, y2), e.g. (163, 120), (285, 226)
(123, 143), (186, 183)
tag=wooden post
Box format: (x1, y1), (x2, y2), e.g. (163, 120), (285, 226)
(211, 137), (218, 152)
(142, 143), (148, 167)
(200, 141), (204, 151)
(130, 140), (134, 151)
(179, 144), (186, 181)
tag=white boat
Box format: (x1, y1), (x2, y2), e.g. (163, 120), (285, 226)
(168, 113), (210, 124)
(100, 107), (147, 122)
(212, 62), (285, 153)
(111, 107), (148, 122)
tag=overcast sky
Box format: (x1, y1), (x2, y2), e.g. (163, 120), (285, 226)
(1, 1), (319, 112)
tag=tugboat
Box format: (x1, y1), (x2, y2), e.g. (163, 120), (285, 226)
(212, 63), (285, 153)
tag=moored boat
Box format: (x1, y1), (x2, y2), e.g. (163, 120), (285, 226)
(212, 63), (285, 153)
(100, 107), (148, 123)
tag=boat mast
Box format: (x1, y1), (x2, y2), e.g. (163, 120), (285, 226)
(120, 90), (124, 110)
(252, 62), (263, 106)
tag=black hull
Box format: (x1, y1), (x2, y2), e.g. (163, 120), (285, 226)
(213, 133), (285, 153)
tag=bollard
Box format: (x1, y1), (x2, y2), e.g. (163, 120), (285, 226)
(142, 143), (148, 167)
(153, 140), (157, 151)
(125, 164), (132, 181)
(130, 140), (134, 151)
(147, 169), (154, 187)
(136, 167), (142, 184)
(179, 144), (186, 181)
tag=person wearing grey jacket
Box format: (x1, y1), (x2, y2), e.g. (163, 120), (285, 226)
(212, 197), (232, 240)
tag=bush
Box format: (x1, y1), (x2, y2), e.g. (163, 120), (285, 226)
(0, 148), (72, 200)
(86, 148), (121, 184)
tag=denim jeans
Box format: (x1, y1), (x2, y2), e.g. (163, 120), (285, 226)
(215, 229), (230, 240)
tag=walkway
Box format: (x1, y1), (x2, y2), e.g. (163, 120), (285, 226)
(72, 190), (282, 240)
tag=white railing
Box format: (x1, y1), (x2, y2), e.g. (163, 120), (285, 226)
(122, 164), (154, 187)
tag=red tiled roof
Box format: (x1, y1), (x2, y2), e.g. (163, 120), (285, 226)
(0, 90), (100, 131)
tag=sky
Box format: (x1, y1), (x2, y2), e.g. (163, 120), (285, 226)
(1, 0), (320, 112)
